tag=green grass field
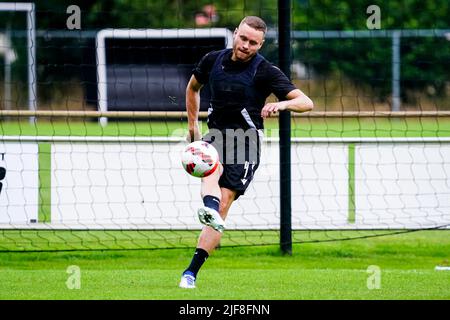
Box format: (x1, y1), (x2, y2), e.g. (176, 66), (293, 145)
(0, 230), (449, 300)
(1, 117), (450, 137)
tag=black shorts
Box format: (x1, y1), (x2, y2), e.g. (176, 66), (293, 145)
(203, 129), (261, 199)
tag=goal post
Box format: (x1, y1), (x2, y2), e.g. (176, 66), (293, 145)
(95, 28), (234, 126)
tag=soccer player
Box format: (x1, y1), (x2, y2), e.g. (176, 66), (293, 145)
(179, 16), (313, 288)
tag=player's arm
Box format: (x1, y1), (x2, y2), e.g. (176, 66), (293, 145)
(261, 89), (313, 119)
(186, 75), (204, 142)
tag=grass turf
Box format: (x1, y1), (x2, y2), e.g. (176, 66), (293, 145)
(1, 117), (450, 137)
(0, 230), (449, 300)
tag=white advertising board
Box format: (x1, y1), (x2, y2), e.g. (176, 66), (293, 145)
(0, 142), (39, 225)
(356, 143), (450, 228)
(49, 140), (450, 230)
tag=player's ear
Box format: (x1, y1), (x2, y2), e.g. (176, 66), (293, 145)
(259, 39), (265, 49)
(256, 39), (264, 51)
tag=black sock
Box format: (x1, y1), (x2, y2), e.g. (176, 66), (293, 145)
(184, 248), (209, 278)
(203, 195), (220, 212)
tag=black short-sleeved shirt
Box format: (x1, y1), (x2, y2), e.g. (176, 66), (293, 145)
(193, 50), (296, 102)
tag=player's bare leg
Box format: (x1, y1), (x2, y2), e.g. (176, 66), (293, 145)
(200, 162), (223, 199)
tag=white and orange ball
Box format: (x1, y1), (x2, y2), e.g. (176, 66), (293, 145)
(181, 141), (220, 178)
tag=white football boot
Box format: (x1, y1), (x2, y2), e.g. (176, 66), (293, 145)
(179, 272), (196, 289)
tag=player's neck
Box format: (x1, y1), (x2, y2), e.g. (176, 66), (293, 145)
(231, 51), (256, 63)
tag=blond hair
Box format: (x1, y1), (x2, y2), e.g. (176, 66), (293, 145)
(239, 16), (267, 35)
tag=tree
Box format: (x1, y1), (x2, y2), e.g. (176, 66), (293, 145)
(292, 0), (450, 105)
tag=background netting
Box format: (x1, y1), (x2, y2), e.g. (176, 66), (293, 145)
(0, 0), (449, 251)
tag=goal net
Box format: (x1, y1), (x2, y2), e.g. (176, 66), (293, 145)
(0, 2), (449, 252)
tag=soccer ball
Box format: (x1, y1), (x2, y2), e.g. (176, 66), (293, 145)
(181, 141), (220, 178)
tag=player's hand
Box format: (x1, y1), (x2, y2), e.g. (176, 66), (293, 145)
(261, 102), (287, 119)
